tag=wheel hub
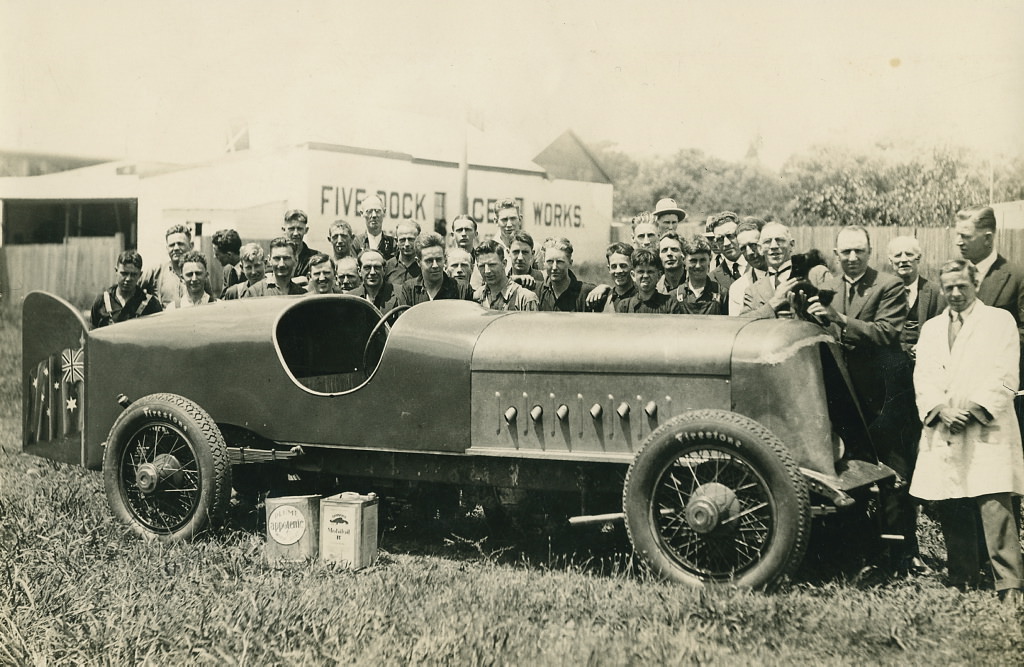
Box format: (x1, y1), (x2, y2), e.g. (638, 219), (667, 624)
(135, 453), (183, 494)
(684, 482), (739, 534)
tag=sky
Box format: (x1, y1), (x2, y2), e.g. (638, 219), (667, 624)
(2, 1), (1022, 168)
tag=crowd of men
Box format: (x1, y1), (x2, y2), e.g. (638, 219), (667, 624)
(89, 194), (1024, 604)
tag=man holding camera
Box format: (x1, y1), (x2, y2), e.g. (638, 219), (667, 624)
(807, 226), (916, 573)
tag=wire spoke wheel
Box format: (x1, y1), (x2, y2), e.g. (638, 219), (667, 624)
(103, 393), (231, 542)
(624, 409), (810, 590)
(652, 448), (774, 579)
(118, 422), (202, 534)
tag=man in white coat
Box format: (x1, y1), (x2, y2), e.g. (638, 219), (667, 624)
(911, 259), (1024, 603)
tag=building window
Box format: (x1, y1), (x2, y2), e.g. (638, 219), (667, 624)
(434, 192), (446, 236)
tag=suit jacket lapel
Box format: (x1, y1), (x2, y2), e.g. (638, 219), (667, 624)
(979, 260), (1010, 306)
(914, 276), (927, 324)
(842, 267), (876, 319)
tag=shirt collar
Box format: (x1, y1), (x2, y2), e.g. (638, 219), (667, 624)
(905, 278), (919, 307)
(767, 261), (792, 276)
(953, 299), (979, 322)
(843, 270), (867, 285)
(974, 249), (998, 280)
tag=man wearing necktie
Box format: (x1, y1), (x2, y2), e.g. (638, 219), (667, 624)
(728, 218), (768, 317)
(740, 221), (800, 319)
(954, 205), (1024, 433)
(888, 236), (945, 361)
(710, 214), (744, 294)
(806, 226), (914, 572)
(911, 259), (1024, 604)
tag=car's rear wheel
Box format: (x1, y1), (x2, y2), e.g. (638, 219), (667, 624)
(103, 393), (231, 542)
(623, 409), (809, 590)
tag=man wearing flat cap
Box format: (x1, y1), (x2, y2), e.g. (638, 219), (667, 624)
(653, 198), (686, 235)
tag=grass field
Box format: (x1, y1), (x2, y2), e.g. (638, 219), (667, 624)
(1, 314), (1022, 664)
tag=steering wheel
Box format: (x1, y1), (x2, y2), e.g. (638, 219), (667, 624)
(362, 305), (412, 377)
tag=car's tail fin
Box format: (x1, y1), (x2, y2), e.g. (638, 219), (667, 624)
(22, 291), (89, 466)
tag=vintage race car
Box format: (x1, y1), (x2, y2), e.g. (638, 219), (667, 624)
(22, 290), (897, 589)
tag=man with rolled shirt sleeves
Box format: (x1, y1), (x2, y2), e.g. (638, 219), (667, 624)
(385, 220), (422, 287)
(537, 237), (596, 312)
(807, 225), (915, 573)
(398, 233), (473, 306)
(355, 195), (398, 261)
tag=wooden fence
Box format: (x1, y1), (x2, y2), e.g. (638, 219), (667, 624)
(2, 235), (123, 311)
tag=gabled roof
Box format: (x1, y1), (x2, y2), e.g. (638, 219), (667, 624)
(532, 130), (611, 184)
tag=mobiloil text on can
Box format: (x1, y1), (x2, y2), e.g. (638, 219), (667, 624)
(265, 493), (320, 564)
(320, 492), (379, 569)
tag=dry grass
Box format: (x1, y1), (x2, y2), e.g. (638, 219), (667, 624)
(1, 316), (1022, 664)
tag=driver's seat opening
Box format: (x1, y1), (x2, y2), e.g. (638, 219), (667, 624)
(275, 298), (382, 393)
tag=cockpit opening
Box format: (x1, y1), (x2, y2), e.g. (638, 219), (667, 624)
(274, 296), (383, 394)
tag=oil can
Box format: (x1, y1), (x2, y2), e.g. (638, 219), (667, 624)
(319, 492), (379, 569)
(265, 493), (320, 564)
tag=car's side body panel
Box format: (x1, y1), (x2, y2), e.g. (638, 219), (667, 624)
(84, 297), (496, 468)
(469, 313), (741, 460)
(26, 291), (873, 484)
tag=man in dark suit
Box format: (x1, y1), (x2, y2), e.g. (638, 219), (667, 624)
(888, 235), (944, 359)
(354, 195), (398, 261)
(709, 214), (743, 294)
(955, 204), (1024, 431)
(807, 225), (914, 572)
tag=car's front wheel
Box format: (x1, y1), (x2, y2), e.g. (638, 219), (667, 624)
(623, 409), (810, 590)
(103, 393), (231, 541)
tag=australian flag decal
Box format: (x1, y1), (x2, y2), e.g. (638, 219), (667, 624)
(27, 346), (84, 444)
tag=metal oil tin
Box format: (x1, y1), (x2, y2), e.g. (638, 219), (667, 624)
(265, 493), (320, 564)
(319, 492), (379, 569)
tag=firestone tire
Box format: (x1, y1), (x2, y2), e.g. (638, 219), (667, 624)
(623, 409), (810, 590)
(103, 393), (232, 542)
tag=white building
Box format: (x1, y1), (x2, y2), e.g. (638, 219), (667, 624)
(0, 128), (613, 305)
